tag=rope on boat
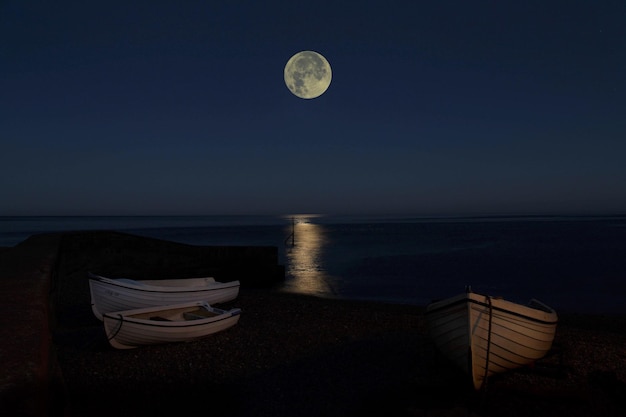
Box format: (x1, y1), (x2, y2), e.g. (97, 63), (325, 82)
(481, 295), (494, 393)
(107, 314), (124, 342)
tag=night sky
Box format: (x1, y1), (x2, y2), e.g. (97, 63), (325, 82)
(2, 1), (625, 216)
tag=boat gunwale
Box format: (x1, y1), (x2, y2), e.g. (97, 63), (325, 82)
(103, 312), (241, 328)
(89, 274), (240, 294)
(425, 294), (558, 326)
(102, 305), (241, 328)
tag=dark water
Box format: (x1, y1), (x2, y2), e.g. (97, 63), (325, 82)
(2, 215), (625, 313)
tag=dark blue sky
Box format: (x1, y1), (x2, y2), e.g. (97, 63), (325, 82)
(1, 1), (625, 216)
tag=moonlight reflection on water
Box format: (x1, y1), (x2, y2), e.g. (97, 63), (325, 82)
(282, 215), (336, 297)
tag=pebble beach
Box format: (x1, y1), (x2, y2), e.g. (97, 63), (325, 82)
(54, 287), (626, 417)
(3, 231), (626, 416)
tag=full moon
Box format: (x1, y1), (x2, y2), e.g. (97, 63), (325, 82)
(284, 50), (332, 99)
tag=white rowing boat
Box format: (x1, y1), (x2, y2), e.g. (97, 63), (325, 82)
(425, 287), (558, 390)
(89, 272), (240, 321)
(102, 301), (241, 349)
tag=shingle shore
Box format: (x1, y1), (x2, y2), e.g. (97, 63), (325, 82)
(2, 232), (626, 417)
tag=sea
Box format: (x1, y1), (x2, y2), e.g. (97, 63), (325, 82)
(1, 214), (625, 314)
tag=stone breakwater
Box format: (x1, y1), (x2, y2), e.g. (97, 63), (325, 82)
(0, 234), (63, 417)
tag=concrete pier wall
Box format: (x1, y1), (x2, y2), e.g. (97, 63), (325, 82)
(0, 234), (64, 417)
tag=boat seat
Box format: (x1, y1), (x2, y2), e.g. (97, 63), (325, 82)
(117, 278), (142, 285)
(184, 312), (207, 320)
(149, 316), (171, 321)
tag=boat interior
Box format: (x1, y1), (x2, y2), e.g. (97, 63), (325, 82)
(128, 306), (220, 321)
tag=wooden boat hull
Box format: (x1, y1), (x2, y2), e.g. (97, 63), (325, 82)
(89, 273), (240, 321)
(102, 301), (241, 349)
(425, 290), (558, 390)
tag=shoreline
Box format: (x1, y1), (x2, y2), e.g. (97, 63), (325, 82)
(2, 231), (626, 416)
